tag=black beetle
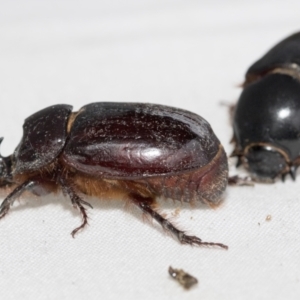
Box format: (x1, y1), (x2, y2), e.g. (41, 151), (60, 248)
(0, 102), (228, 249)
(232, 32), (300, 181)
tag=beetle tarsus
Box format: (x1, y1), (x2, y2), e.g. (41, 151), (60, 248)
(179, 233), (228, 249)
(71, 203), (89, 238)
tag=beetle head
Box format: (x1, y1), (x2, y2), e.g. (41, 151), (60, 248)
(242, 144), (290, 182)
(0, 138), (12, 187)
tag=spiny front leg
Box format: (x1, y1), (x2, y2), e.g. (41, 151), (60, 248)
(130, 193), (228, 249)
(0, 180), (36, 218)
(59, 177), (93, 237)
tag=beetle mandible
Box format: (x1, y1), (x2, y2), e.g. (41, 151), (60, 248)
(0, 102), (228, 249)
(232, 32), (300, 181)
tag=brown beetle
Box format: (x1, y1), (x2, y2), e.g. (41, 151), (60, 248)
(0, 103), (228, 248)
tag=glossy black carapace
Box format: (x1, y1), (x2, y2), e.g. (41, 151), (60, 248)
(0, 103), (228, 248)
(232, 32), (300, 181)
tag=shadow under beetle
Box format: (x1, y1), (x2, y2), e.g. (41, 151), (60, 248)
(0, 102), (228, 249)
(232, 32), (300, 182)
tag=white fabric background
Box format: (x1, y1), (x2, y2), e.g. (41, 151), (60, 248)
(1, 1), (300, 299)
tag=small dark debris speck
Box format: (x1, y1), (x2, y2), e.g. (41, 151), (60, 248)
(168, 266), (198, 289)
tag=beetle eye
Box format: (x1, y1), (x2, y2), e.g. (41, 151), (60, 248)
(245, 146), (287, 179)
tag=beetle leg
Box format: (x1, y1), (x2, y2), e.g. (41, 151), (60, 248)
(289, 166), (297, 181)
(235, 156), (243, 167)
(228, 175), (254, 186)
(59, 177), (93, 237)
(281, 173), (287, 182)
(0, 180), (36, 218)
(130, 193), (228, 249)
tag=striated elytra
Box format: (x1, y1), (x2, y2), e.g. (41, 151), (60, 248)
(0, 102), (228, 249)
(232, 32), (300, 182)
